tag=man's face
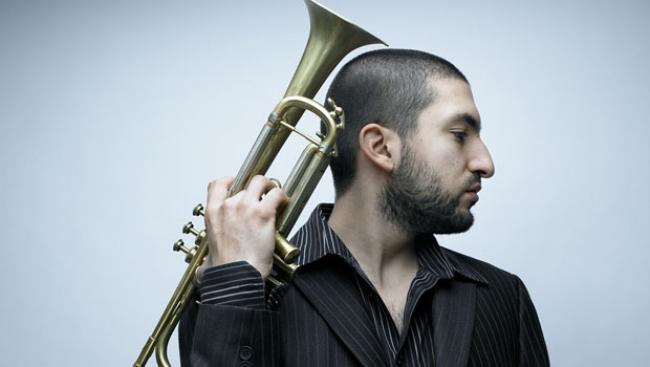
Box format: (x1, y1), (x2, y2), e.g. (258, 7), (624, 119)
(380, 77), (495, 235)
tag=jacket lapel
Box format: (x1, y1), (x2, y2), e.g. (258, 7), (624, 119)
(293, 261), (390, 367)
(432, 279), (477, 367)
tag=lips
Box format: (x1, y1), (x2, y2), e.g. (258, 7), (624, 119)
(464, 183), (481, 204)
(466, 183), (481, 193)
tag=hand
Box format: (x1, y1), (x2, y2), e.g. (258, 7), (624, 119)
(201, 175), (288, 279)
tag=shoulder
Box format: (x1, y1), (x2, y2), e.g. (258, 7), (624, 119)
(440, 246), (526, 291)
(441, 246), (531, 319)
(440, 248), (550, 363)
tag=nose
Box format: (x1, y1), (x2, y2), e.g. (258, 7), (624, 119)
(468, 139), (495, 178)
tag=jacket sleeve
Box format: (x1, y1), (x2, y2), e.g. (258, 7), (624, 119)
(179, 262), (281, 367)
(516, 276), (550, 367)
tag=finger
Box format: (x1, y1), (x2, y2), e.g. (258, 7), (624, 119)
(259, 187), (289, 213)
(207, 176), (234, 193)
(207, 176), (233, 191)
(207, 176), (234, 209)
(245, 175), (277, 202)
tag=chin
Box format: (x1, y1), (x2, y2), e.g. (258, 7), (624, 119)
(453, 211), (475, 233)
(431, 213), (475, 235)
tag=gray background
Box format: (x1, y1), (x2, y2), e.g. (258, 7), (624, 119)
(1, 0), (648, 365)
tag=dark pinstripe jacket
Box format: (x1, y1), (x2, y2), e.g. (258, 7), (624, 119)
(180, 206), (549, 367)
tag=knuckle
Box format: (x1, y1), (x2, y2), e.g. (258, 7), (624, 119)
(269, 187), (285, 197)
(210, 176), (231, 190)
(250, 175), (266, 185)
(233, 198), (249, 212)
(256, 205), (275, 219)
(268, 188), (288, 203)
(214, 202), (225, 214)
(223, 197), (237, 210)
(207, 180), (219, 193)
(205, 202), (222, 218)
(264, 192), (279, 204)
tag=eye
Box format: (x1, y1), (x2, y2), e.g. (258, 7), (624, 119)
(452, 131), (467, 143)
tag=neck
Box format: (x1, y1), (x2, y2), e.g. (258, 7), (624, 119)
(328, 187), (418, 288)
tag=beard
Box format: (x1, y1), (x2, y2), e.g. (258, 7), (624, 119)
(379, 145), (479, 236)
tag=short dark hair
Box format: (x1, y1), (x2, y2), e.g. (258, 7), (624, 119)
(325, 49), (469, 197)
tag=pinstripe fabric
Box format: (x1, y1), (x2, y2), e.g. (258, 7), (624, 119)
(290, 205), (486, 366)
(199, 262), (266, 308)
(179, 204), (549, 367)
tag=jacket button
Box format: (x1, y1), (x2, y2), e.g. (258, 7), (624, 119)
(239, 345), (253, 361)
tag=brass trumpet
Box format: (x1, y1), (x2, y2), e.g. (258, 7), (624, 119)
(133, 1), (385, 366)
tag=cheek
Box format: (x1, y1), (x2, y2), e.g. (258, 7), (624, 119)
(429, 145), (464, 173)
(430, 153), (466, 192)
(414, 140), (466, 188)
(439, 170), (462, 195)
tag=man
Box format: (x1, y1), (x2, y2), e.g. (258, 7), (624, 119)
(179, 49), (549, 367)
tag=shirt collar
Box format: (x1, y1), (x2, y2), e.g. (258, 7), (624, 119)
(293, 204), (357, 268)
(416, 234), (489, 284)
(291, 203), (488, 285)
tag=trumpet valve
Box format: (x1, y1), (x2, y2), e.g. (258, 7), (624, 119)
(173, 239), (190, 253)
(193, 203), (205, 217)
(183, 222), (200, 236)
(173, 239), (196, 263)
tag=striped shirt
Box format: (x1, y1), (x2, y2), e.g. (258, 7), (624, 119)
(199, 203), (489, 366)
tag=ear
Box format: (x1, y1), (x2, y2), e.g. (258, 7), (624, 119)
(358, 123), (401, 173)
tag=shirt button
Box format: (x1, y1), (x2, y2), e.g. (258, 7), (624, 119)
(239, 345), (253, 361)
(396, 356), (404, 366)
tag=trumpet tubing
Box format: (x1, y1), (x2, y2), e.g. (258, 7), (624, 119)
(134, 1), (384, 366)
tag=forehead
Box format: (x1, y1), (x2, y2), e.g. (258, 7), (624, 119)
(416, 77), (481, 131)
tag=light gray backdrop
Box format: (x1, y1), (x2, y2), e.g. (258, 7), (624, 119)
(1, 0), (648, 365)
